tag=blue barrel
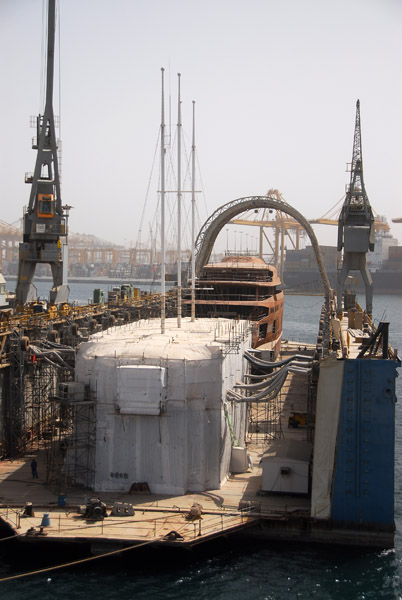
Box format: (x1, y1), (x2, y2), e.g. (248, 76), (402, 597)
(41, 513), (51, 527)
(58, 494), (66, 507)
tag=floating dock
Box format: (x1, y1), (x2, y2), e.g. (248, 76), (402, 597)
(0, 305), (398, 557)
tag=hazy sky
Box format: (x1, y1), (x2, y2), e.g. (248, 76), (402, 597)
(1, 0), (401, 253)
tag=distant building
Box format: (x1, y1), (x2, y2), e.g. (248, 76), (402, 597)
(0, 273), (8, 308)
(285, 245), (339, 273)
(367, 232), (399, 271)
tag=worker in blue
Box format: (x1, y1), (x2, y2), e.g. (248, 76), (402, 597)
(31, 458), (38, 478)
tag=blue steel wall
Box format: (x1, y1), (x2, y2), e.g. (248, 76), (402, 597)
(331, 358), (397, 525)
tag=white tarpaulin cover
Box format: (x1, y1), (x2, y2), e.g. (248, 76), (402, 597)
(117, 365), (166, 415)
(310, 356), (345, 519)
(74, 317), (250, 495)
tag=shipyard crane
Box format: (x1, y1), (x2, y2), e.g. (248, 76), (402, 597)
(15, 0), (69, 305)
(337, 100), (375, 315)
(229, 189), (305, 279)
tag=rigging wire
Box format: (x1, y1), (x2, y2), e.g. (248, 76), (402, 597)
(134, 128), (161, 253)
(284, 296), (324, 309)
(136, 92), (207, 265)
(0, 538), (161, 583)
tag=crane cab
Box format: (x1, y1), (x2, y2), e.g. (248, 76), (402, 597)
(37, 193), (55, 218)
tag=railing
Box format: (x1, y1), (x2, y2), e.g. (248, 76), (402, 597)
(0, 505), (22, 529)
(195, 292), (274, 302)
(0, 506), (259, 540)
(0, 502), (310, 544)
(33, 223), (66, 236)
(202, 272), (273, 282)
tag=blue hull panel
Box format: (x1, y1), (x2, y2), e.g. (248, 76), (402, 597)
(331, 359), (397, 525)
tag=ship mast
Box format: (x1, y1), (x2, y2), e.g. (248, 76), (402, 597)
(15, 0), (69, 305)
(337, 99), (375, 316)
(160, 68), (166, 334)
(191, 100), (196, 322)
(177, 73), (182, 328)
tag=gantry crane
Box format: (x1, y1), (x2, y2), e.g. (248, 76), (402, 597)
(15, 0), (69, 305)
(337, 99), (375, 315)
(230, 189), (305, 279)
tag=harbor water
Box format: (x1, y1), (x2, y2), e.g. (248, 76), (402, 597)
(0, 288), (401, 599)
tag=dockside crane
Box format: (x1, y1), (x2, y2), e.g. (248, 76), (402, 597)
(15, 0), (69, 306)
(337, 100), (375, 316)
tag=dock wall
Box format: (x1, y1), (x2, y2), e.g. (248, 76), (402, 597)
(331, 358), (397, 525)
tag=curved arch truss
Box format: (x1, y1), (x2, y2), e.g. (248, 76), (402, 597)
(194, 194), (332, 301)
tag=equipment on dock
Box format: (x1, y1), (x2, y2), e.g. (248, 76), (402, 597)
(15, 0), (69, 306)
(22, 502), (35, 517)
(261, 439), (312, 494)
(288, 412), (307, 428)
(337, 100), (375, 315)
(111, 502), (135, 517)
(185, 503), (203, 521)
(41, 513), (51, 527)
(84, 498), (107, 521)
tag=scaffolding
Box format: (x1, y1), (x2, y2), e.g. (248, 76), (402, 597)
(3, 333), (26, 457)
(1, 330), (74, 458)
(24, 358), (57, 451)
(45, 382), (96, 491)
(246, 358), (317, 447)
(248, 393), (284, 446)
(0, 325), (97, 495)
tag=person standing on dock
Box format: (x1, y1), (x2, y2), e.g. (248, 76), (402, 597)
(31, 458), (38, 478)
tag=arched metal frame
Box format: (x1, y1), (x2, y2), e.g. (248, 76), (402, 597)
(194, 195), (332, 304)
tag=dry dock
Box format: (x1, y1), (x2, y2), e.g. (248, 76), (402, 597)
(0, 341), (313, 556)
(0, 312), (398, 558)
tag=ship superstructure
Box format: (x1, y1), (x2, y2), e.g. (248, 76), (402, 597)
(184, 254), (283, 356)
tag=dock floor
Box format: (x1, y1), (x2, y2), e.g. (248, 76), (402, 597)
(0, 343), (312, 551)
(0, 431), (311, 550)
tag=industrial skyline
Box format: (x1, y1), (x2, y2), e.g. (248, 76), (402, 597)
(1, 0), (401, 253)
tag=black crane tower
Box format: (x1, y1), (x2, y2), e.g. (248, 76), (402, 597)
(337, 99), (375, 316)
(15, 0), (69, 306)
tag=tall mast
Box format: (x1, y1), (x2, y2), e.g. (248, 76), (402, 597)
(191, 100), (196, 322)
(160, 67), (166, 334)
(177, 73), (182, 327)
